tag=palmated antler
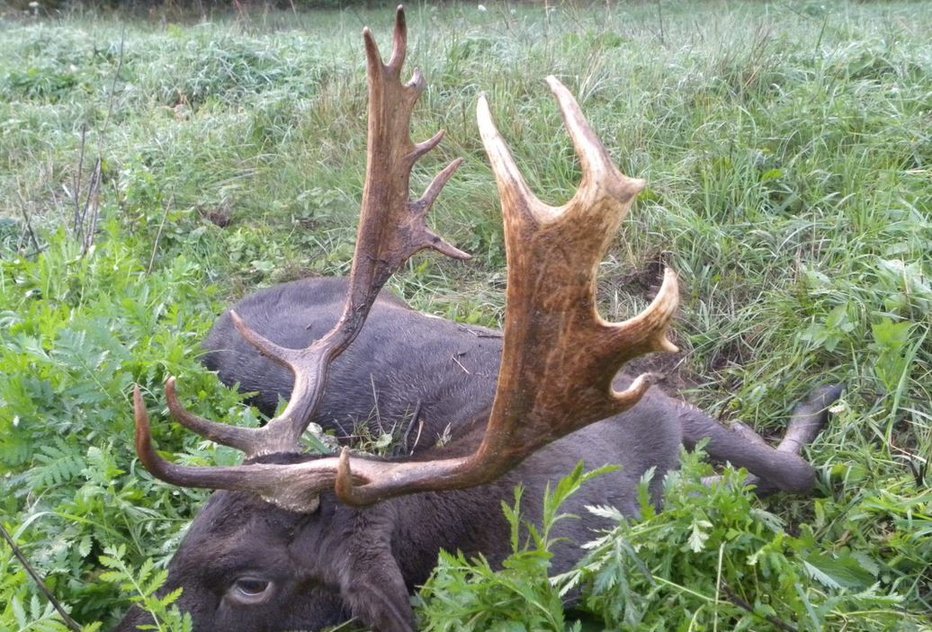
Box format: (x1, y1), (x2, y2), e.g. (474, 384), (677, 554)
(334, 78), (679, 504)
(133, 10), (679, 512)
(135, 6), (467, 470)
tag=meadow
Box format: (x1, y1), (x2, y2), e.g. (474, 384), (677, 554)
(0, 1), (929, 629)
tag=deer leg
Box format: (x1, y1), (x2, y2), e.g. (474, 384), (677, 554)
(683, 385), (843, 495)
(730, 421), (771, 448)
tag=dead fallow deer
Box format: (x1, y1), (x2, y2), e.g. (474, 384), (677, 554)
(119, 7), (841, 631)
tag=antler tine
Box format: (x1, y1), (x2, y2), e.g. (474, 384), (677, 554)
(545, 76), (621, 188)
(163, 377), (256, 453)
(139, 6), (468, 466)
(386, 4), (407, 73)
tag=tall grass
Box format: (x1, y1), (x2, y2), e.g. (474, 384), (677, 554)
(1, 1), (929, 629)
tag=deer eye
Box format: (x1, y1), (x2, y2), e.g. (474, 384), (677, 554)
(227, 576), (273, 605)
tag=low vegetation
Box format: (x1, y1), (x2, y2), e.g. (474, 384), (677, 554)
(1, 1), (929, 630)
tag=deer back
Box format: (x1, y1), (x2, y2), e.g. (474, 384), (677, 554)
(202, 277), (504, 451)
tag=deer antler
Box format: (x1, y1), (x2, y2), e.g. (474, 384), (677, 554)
(333, 78), (679, 504)
(137, 5), (467, 462)
(133, 10), (678, 512)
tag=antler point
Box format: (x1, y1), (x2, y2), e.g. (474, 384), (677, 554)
(335, 447), (357, 502)
(427, 232), (471, 261)
(133, 387), (159, 472)
(661, 339), (680, 354)
(477, 92), (490, 112)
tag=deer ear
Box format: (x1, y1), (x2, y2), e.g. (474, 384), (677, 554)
(339, 538), (415, 632)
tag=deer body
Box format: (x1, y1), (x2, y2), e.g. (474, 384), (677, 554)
(204, 277), (831, 497)
(119, 277), (837, 631)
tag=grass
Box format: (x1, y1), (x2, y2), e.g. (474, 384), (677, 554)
(0, 0), (929, 629)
